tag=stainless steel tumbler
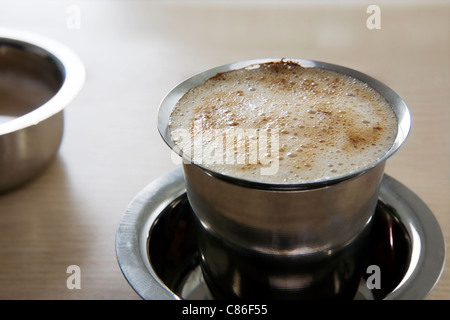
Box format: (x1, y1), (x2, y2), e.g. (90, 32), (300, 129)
(158, 58), (411, 299)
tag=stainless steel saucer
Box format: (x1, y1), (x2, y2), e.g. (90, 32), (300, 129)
(115, 168), (445, 300)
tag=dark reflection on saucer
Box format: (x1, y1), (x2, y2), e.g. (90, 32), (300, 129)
(116, 169), (444, 300)
(148, 195), (198, 292)
(364, 201), (411, 299)
(148, 194), (412, 300)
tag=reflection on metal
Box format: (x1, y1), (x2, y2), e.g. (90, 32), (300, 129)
(116, 168), (445, 300)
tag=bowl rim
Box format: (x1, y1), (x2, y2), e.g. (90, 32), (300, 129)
(0, 28), (85, 135)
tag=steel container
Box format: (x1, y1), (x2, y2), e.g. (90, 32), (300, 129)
(0, 29), (85, 193)
(158, 58), (411, 299)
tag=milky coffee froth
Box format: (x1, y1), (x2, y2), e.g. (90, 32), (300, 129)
(169, 61), (397, 183)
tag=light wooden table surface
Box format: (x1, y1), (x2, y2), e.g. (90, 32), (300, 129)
(0, 0), (448, 300)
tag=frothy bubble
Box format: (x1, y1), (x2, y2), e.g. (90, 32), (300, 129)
(169, 61), (397, 184)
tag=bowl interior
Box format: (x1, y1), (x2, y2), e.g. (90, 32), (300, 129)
(0, 42), (64, 125)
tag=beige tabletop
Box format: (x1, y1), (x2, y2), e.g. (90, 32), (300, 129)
(0, 0), (448, 300)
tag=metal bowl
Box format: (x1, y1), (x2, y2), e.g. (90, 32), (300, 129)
(116, 168), (445, 300)
(0, 29), (85, 193)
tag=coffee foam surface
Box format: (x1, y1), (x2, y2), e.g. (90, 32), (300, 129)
(169, 61), (398, 184)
